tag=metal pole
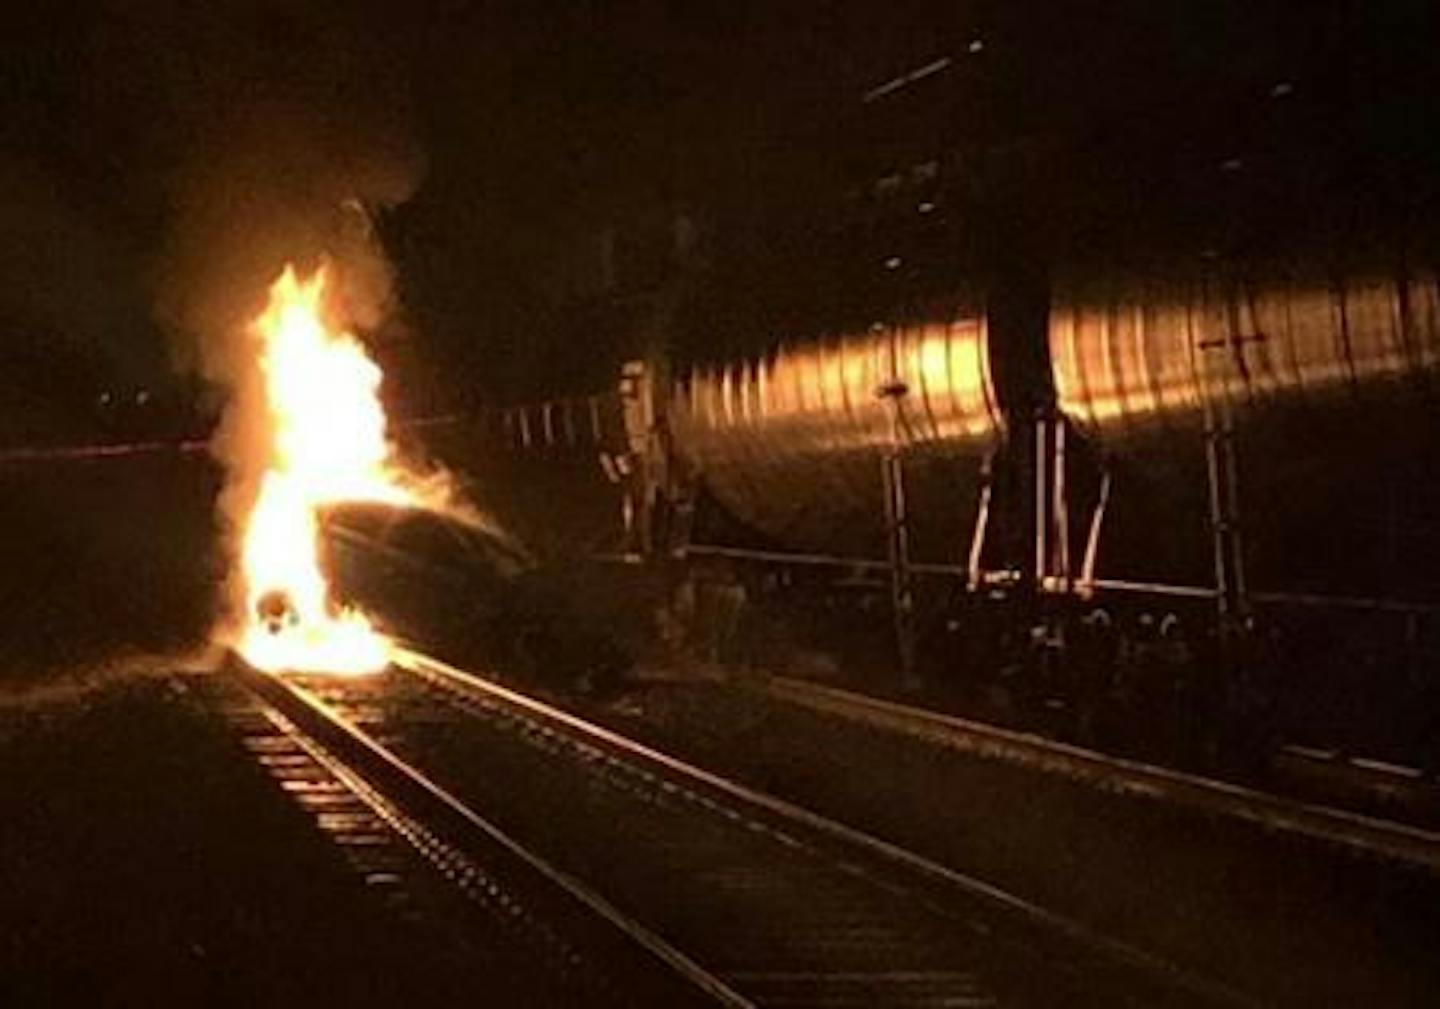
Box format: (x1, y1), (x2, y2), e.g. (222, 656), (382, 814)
(1034, 413), (1049, 590)
(1081, 469), (1112, 595)
(1203, 404), (1233, 619)
(967, 454), (994, 591)
(879, 331), (917, 688)
(1054, 418), (1070, 588)
(881, 444), (917, 687)
(1203, 392), (1248, 625)
(1222, 411), (1247, 610)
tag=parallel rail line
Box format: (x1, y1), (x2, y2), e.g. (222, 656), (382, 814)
(762, 675), (1440, 874)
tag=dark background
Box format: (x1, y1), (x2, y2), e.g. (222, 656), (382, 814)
(2, 1), (1438, 430)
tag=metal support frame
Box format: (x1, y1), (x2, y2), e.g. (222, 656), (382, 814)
(1203, 401), (1248, 628)
(967, 454), (995, 591)
(1197, 284), (1258, 654)
(1054, 419), (1071, 587)
(880, 442), (917, 685)
(1202, 391), (1251, 735)
(619, 359), (670, 559)
(879, 332), (917, 687)
(1034, 414), (1049, 588)
(1032, 410), (1072, 593)
(1080, 469), (1112, 597)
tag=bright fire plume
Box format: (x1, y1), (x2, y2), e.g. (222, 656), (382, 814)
(235, 264), (422, 675)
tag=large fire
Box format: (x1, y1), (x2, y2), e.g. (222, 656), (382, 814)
(234, 264), (424, 675)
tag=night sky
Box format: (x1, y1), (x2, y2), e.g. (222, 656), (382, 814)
(3, 2), (1437, 432)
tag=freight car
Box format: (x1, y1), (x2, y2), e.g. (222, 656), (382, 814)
(477, 259), (1440, 771)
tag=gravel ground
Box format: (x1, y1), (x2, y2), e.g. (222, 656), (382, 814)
(0, 670), (550, 1007)
(554, 672), (1440, 1008)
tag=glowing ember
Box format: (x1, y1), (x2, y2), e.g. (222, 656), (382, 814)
(233, 264), (421, 675)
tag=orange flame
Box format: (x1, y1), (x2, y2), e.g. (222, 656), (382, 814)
(234, 264), (418, 675)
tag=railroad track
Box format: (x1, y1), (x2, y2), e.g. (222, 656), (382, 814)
(761, 676), (1440, 874)
(228, 651), (1255, 1008)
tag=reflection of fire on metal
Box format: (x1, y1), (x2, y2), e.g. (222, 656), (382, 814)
(230, 264), (448, 676)
(1049, 273), (1440, 434)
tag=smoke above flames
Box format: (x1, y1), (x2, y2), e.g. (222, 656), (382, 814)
(148, 9), (438, 661)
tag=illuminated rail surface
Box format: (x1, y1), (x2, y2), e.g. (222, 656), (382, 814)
(199, 675), (601, 1004)
(760, 676), (1440, 873)
(232, 652), (1255, 1008)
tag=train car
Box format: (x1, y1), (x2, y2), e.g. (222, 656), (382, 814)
(1051, 264), (1440, 596)
(397, 4), (1440, 771)
(578, 260), (1436, 760)
(445, 252), (1440, 769)
(653, 266), (1438, 583)
(1048, 263), (1440, 762)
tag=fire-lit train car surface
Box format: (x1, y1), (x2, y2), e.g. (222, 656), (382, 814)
(669, 313), (1001, 562)
(1051, 267), (1440, 597)
(467, 266), (1440, 601)
(1051, 272), (1440, 434)
(662, 265), (1440, 597)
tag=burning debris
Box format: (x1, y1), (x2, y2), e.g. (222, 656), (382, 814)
(254, 590), (298, 634)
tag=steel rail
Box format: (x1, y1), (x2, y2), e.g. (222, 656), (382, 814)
(763, 675), (1440, 875)
(394, 647), (1259, 1009)
(233, 660), (753, 1009)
